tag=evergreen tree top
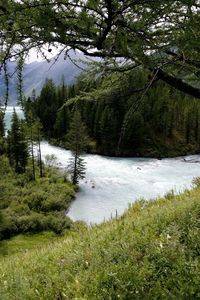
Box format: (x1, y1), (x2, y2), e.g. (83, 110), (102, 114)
(66, 109), (88, 155)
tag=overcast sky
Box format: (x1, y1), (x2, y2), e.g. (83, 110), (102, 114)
(26, 46), (61, 63)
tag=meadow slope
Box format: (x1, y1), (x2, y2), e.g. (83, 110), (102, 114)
(0, 184), (200, 299)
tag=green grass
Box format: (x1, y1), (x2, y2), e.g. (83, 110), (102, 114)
(0, 184), (199, 299)
(0, 232), (60, 257)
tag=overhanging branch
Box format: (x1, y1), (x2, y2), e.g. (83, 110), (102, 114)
(156, 68), (200, 99)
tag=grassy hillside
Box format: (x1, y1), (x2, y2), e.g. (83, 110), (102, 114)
(0, 182), (199, 299)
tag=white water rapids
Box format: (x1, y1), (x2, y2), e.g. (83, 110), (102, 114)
(5, 106), (200, 224)
(40, 142), (200, 224)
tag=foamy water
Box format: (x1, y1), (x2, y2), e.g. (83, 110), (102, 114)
(40, 142), (200, 224)
(5, 107), (200, 224)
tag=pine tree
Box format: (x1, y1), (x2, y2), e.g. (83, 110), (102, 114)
(0, 108), (4, 137)
(66, 110), (87, 184)
(24, 111), (37, 180)
(36, 79), (57, 137)
(7, 109), (29, 173)
(24, 95), (43, 178)
(0, 107), (5, 155)
(54, 106), (70, 139)
(122, 111), (145, 150)
(36, 120), (43, 178)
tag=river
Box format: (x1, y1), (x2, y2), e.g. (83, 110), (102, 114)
(5, 106), (200, 224)
(4, 106), (24, 131)
(40, 142), (200, 224)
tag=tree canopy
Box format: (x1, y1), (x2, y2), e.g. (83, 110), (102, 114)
(0, 1), (200, 98)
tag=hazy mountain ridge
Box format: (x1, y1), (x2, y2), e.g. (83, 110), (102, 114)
(0, 51), (85, 105)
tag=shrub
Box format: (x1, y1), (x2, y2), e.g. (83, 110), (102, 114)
(9, 203), (31, 216)
(25, 191), (47, 211)
(192, 177), (200, 188)
(41, 196), (67, 212)
(0, 212), (18, 239)
(16, 213), (48, 233)
(46, 213), (72, 234)
(0, 156), (75, 239)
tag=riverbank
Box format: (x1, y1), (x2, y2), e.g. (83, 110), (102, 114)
(50, 134), (200, 159)
(1, 182), (199, 299)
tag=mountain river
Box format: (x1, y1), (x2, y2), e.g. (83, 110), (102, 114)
(5, 106), (200, 224)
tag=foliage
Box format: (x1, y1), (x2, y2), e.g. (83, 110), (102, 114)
(7, 109), (29, 173)
(33, 69), (200, 157)
(24, 100), (44, 178)
(0, 107), (5, 137)
(0, 183), (199, 299)
(66, 110), (88, 184)
(0, 1), (200, 99)
(0, 107), (6, 155)
(0, 156), (75, 240)
(45, 154), (58, 168)
(68, 156), (86, 185)
(35, 79), (61, 138)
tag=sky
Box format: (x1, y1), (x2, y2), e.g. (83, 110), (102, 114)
(26, 46), (61, 63)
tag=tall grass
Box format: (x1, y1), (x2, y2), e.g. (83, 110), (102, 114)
(0, 184), (199, 299)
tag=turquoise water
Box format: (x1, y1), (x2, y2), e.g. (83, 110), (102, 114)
(4, 106), (24, 131)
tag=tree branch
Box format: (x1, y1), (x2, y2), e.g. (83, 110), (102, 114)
(166, 50), (200, 69)
(155, 68), (200, 99)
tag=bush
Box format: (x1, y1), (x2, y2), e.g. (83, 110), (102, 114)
(0, 156), (75, 240)
(0, 211), (72, 239)
(25, 191), (47, 211)
(192, 177), (200, 188)
(41, 196), (67, 212)
(15, 171), (34, 186)
(16, 213), (48, 233)
(46, 213), (72, 234)
(0, 212), (18, 239)
(9, 203), (31, 216)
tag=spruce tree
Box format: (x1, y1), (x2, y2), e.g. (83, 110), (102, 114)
(7, 109), (29, 173)
(54, 106), (70, 139)
(36, 79), (57, 138)
(0, 108), (5, 155)
(66, 110), (87, 184)
(0, 108), (4, 137)
(24, 95), (43, 178)
(24, 111), (36, 180)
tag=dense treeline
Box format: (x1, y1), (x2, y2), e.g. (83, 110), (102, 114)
(28, 69), (200, 157)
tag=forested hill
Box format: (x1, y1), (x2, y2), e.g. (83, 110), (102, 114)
(27, 69), (200, 158)
(0, 51), (84, 105)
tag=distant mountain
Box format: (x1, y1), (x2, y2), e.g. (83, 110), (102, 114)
(0, 51), (86, 105)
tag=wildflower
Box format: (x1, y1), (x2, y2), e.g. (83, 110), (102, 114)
(167, 234), (171, 240)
